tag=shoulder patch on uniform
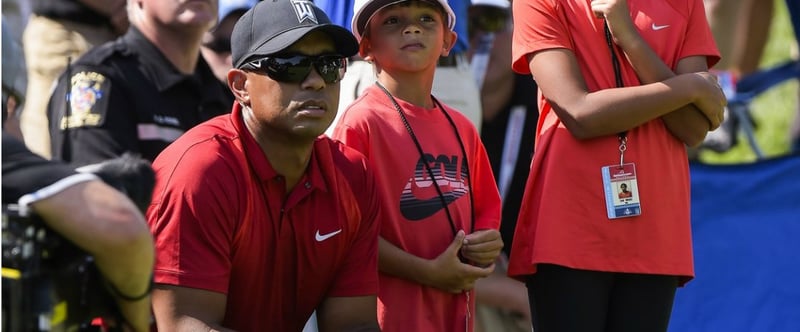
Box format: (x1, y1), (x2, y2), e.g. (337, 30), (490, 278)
(61, 71), (108, 129)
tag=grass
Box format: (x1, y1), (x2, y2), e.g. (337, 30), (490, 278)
(699, 0), (799, 164)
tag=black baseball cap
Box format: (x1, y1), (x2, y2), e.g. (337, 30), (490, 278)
(231, 0), (359, 68)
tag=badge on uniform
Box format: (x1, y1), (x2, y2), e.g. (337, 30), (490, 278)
(601, 162), (642, 219)
(60, 71), (107, 129)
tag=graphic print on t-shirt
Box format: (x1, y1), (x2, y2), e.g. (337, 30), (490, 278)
(399, 153), (469, 220)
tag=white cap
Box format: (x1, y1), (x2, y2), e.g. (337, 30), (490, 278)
(471, 0), (510, 8)
(351, 0), (456, 41)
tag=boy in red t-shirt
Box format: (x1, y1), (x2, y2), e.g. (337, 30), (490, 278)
(332, 0), (504, 331)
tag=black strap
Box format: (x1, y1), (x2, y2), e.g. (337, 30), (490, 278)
(604, 21), (628, 140)
(375, 82), (475, 236)
(105, 274), (153, 302)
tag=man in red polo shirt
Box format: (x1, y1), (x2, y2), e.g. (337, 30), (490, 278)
(145, 1), (381, 331)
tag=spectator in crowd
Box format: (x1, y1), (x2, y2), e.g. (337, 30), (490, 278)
(467, 1), (536, 331)
(200, 0), (259, 106)
(332, 0), (503, 330)
(22, 0), (129, 158)
(2, 132), (154, 332)
(146, 1), (381, 331)
(507, 0), (726, 332)
(704, 0), (773, 79)
(48, 0), (231, 166)
(695, 0), (773, 155)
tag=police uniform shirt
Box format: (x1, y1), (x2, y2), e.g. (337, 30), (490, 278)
(48, 26), (232, 166)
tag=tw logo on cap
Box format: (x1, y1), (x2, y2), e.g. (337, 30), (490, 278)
(292, 0), (318, 24)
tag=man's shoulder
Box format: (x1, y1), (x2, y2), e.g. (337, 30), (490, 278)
(155, 117), (237, 165)
(57, 38), (138, 93)
(47, 38), (150, 131)
(151, 130), (245, 199)
(71, 37), (132, 69)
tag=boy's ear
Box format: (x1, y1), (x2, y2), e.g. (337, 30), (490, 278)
(441, 30), (458, 57)
(227, 69), (250, 106)
(358, 40), (371, 59)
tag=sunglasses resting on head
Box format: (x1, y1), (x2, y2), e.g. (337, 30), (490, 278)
(239, 54), (348, 84)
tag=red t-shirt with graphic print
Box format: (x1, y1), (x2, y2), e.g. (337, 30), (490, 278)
(333, 84), (502, 332)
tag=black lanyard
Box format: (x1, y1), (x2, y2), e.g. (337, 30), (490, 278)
(375, 82), (476, 236)
(604, 21), (625, 90)
(604, 21), (629, 160)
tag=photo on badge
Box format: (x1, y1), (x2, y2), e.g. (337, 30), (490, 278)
(601, 163), (642, 219)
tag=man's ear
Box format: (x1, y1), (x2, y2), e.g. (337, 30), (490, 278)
(441, 30), (458, 57)
(227, 69), (250, 105)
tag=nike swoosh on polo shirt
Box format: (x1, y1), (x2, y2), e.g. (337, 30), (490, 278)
(652, 23), (670, 31)
(315, 229), (342, 242)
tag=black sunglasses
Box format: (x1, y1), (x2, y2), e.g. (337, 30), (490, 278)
(202, 38), (231, 54)
(240, 55), (348, 84)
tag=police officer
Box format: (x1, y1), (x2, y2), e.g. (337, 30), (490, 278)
(48, 0), (232, 166)
(22, 0), (128, 159)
